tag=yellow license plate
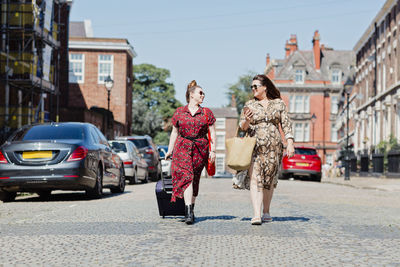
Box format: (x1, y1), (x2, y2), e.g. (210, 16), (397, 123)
(22, 151), (52, 159)
(296, 162), (309, 167)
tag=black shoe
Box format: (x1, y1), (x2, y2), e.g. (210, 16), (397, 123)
(185, 205), (194, 225)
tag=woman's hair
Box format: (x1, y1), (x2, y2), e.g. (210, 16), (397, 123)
(186, 80), (201, 103)
(253, 74), (281, 100)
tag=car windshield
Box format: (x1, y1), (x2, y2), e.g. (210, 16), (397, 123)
(295, 148), (317, 155)
(129, 139), (149, 148)
(10, 125), (84, 141)
(110, 142), (127, 153)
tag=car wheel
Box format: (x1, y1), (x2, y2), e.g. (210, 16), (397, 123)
(313, 174), (322, 182)
(86, 167), (103, 199)
(111, 167), (125, 193)
(142, 171), (149, 184)
(129, 168), (137, 184)
(0, 191), (17, 202)
(37, 190), (52, 200)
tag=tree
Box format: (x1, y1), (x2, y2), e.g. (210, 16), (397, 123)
(226, 72), (256, 115)
(132, 64), (182, 143)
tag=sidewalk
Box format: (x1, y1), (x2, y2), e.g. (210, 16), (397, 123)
(322, 175), (400, 192)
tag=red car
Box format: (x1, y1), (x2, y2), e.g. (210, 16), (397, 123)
(281, 146), (322, 182)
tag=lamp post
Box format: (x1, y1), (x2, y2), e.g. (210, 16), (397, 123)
(104, 75), (114, 112)
(104, 75), (114, 134)
(311, 113), (317, 146)
(344, 87), (350, 181)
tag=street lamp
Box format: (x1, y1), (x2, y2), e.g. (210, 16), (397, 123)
(311, 113), (317, 146)
(344, 87), (351, 181)
(104, 75), (114, 112)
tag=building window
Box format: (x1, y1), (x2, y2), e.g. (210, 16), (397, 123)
(215, 118), (225, 129)
(289, 95), (309, 113)
(331, 69), (341, 84)
(98, 54), (113, 83)
(69, 54), (84, 83)
(294, 122), (309, 142)
(331, 96), (338, 114)
(331, 124), (338, 142)
(295, 69), (305, 84)
(215, 154), (225, 174)
(216, 132), (226, 150)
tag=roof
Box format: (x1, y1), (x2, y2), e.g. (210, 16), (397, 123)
(210, 107), (238, 118)
(273, 49), (355, 87)
(70, 20), (93, 38)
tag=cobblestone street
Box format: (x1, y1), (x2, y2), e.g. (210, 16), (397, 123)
(0, 178), (399, 266)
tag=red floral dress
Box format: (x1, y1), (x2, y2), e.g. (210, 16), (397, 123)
(170, 105), (216, 202)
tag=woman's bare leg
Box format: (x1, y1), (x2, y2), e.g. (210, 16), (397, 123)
(249, 164), (263, 219)
(183, 183), (193, 205)
(262, 186), (274, 214)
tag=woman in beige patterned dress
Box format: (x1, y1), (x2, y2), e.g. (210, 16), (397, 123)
(239, 74), (294, 225)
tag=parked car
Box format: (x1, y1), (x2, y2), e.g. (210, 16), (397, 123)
(281, 146), (322, 182)
(109, 140), (149, 184)
(0, 122), (125, 202)
(157, 145), (171, 178)
(117, 135), (161, 181)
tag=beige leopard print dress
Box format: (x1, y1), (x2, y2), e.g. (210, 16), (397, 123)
(239, 98), (294, 190)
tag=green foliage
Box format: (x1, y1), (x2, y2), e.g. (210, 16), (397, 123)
(153, 131), (170, 145)
(226, 72), (256, 115)
(132, 63), (182, 139)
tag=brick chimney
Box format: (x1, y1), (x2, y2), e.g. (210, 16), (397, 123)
(285, 34), (298, 58)
(312, 30), (321, 71)
(230, 94), (237, 108)
(265, 53), (275, 79)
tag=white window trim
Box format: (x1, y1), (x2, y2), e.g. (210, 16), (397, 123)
(290, 95), (309, 113)
(216, 131), (226, 150)
(215, 118), (226, 129)
(69, 53), (85, 84)
(331, 69), (341, 84)
(294, 122), (310, 142)
(215, 153), (225, 173)
(295, 69), (305, 84)
(98, 54), (114, 84)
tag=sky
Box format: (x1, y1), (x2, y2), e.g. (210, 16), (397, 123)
(70, 0), (385, 107)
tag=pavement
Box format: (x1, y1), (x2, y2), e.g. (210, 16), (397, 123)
(1, 178), (400, 266)
(322, 174), (400, 192)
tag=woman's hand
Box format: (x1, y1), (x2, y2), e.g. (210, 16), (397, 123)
(209, 151), (216, 163)
(243, 107), (253, 122)
(286, 138), (295, 158)
(165, 151), (172, 160)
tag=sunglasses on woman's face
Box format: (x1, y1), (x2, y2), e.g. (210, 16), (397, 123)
(199, 91), (205, 96)
(251, 84), (263, 91)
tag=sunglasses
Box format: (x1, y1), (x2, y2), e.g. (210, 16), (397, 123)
(199, 91), (205, 96)
(251, 84), (263, 90)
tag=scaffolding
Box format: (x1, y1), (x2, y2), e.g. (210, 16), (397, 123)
(0, 0), (63, 142)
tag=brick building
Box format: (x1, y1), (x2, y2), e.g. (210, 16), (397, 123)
(61, 20), (136, 138)
(0, 0), (72, 143)
(264, 31), (355, 164)
(209, 106), (238, 174)
(353, 0), (400, 154)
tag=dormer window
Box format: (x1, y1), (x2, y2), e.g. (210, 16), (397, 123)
(331, 69), (341, 84)
(295, 69), (305, 84)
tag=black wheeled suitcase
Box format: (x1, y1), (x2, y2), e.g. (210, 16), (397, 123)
(155, 177), (185, 218)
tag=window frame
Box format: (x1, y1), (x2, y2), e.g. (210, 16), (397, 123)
(295, 69), (305, 84)
(216, 131), (226, 150)
(69, 53), (85, 84)
(215, 153), (225, 174)
(294, 122), (310, 142)
(215, 118), (226, 129)
(98, 54), (114, 84)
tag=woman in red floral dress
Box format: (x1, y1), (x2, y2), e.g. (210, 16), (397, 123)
(165, 80), (216, 224)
